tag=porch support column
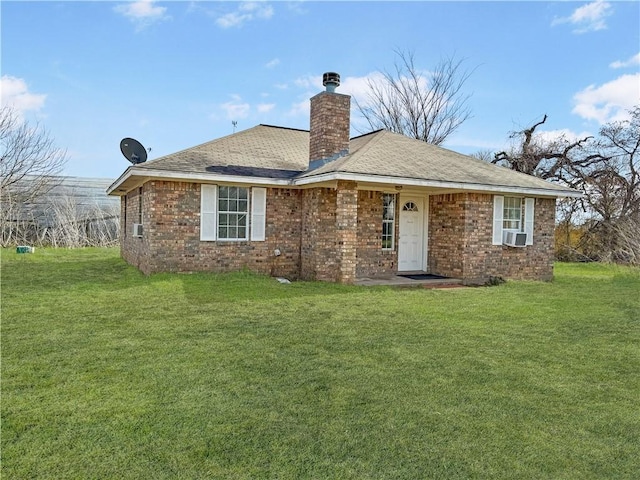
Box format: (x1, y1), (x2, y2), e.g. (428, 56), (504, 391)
(335, 180), (358, 284)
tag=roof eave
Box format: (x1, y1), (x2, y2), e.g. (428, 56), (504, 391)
(293, 172), (582, 198)
(107, 167), (134, 195)
(108, 168), (582, 199)
(107, 168), (294, 195)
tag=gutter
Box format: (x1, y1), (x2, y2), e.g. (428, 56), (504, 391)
(108, 167), (582, 199)
(291, 172), (583, 198)
(107, 167), (293, 195)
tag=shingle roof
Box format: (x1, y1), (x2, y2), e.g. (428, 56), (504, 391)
(300, 129), (572, 193)
(137, 125), (309, 173)
(110, 124), (578, 196)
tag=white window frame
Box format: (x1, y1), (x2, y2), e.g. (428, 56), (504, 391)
(200, 185), (266, 242)
(492, 195), (534, 246)
(503, 196), (524, 232)
(217, 186), (249, 241)
(382, 193), (396, 250)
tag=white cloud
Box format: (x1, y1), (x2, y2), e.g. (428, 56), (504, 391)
(220, 95), (250, 119)
(114, 0), (169, 30)
(340, 72), (387, 104)
(216, 2), (274, 29)
(285, 74), (319, 116)
(610, 52), (640, 69)
(286, 1), (307, 15)
(572, 73), (640, 124)
(287, 98), (309, 118)
(286, 72), (381, 114)
(291, 72), (384, 100)
(286, 72), (385, 125)
(534, 129), (594, 145)
(265, 58), (280, 69)
(257, 103), (275, 113)
(552, 0), (612, 34)
(292, 74), (320, 90)
(0, 75), (47, 119)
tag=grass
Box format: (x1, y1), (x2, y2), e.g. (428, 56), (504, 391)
(1, 248), (639, 479)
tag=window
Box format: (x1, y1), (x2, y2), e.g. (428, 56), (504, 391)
(492, 196), (535, 246)
(503, 196), (524, 231)
(382, 194), (396, 250)
(131, 187), (143, 238)
(200, 185), (266, 242)
(402, 201), (419, 212)
(218, 186), (249, 240)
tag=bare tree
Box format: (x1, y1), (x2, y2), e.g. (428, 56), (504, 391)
(354, 50), (474, 145)
(1, 105), (67, 246)
(491, 114), (601, 181)
(471, 149), (495, 163)
(486, 106), (640, 264)
(575, 106), (640, 263)
(47, 195), (119, 248)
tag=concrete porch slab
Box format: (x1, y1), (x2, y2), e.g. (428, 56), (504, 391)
(355, 274), (464, 288)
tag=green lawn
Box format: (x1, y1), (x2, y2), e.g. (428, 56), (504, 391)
(2, 248), (639, 479)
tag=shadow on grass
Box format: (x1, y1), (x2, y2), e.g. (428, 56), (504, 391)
(1, 248), (377, 305)
(160, 269), (374, 306)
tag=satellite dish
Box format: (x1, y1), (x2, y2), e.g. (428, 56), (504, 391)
(120, 138), (148, 165)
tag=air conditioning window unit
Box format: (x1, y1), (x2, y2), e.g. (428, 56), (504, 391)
(503, 230), (526, 247)
(132, 223), (143, 237)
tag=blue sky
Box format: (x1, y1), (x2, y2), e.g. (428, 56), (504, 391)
(2, 0), (639, 179)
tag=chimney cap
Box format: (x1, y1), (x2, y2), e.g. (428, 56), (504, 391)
(322, 72), (340, 92)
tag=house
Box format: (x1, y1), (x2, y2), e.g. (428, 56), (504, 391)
(107, 72), (580, 284)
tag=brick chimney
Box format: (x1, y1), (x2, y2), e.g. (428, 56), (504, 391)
(308, 72), (350, 169)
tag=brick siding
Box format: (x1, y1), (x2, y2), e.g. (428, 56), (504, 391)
(428, 193), (555, 284)
(309, 91), (351, 162)
(122, 181), (302, 277)
(121, 182), (555, 284)
(356, 190), (397, 277)
(335, 181), (358, 283)
(300, 187), (338, 281)
(121, 186), (151, 272)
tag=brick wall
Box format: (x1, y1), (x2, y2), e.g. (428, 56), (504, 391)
(121, 186), (152, 273)
(428, 193), (556, 284)
(122, 181), (302, 277)
(309, 91), (351, 162)
(300, 187), (338, 281)
(483, 197), (555, 282)
(335, 181), (358, 283)
(299, 185), (399, 282)
(120, 182), (555, 284)
(428, 193), (466, 279)
(356, 190), (397, 277)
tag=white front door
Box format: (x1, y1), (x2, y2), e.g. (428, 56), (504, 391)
(398, 196), (426, 272)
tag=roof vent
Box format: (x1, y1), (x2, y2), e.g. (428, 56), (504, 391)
(322, 72), (340, 92)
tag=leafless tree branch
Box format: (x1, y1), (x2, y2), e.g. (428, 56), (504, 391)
(482, 105), (640, 264)
(1, 106), (68, 246)
(354, 50), (475, 145)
